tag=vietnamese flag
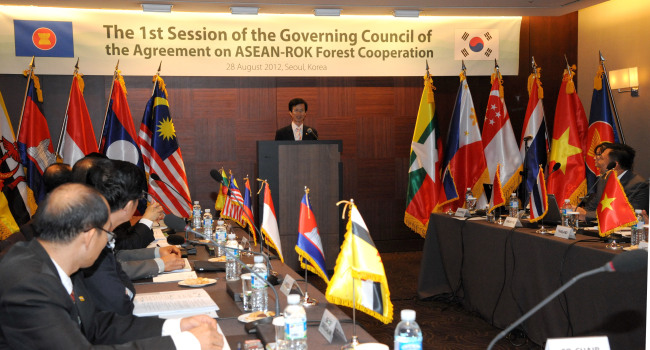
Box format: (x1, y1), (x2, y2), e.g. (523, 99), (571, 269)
(546, 68), (588, 206)
(596, 170), (637, 237)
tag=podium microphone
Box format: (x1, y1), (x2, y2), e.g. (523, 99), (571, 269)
(306, 128), (318, 140)
(150, 173), (191, 203)
(487, 249), (648, 350)
(164, 214), (281, 316)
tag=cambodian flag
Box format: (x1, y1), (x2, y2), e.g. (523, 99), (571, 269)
(296, 192), (329, 283)
(17, 72), (56, 204)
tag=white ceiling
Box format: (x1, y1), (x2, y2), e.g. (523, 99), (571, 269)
(3, 0), (608, 16)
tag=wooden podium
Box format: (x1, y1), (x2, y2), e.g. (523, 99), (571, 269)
(257, 140), (342, 272)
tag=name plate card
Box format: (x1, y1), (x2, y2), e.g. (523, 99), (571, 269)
(545, 336), (610, 350)
(455, 208), (470, 218)
(554, 225), (576, 240)
(280, 274), (296, 297)
(318, 309), (347, 344)
(503, 217), (523, 228)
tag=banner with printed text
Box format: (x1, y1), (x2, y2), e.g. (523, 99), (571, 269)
(0, 6), (521, 76)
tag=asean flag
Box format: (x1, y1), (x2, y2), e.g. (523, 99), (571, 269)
(14, 20), (74, 58)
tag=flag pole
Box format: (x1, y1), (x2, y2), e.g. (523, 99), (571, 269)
(301, 186), (318, 307)
(15, 56), (35, 139)
(55, 58), (80, 160)
(152, 61), (162, 95)
(598, 51), (626, 144)
(99, 60), (120, 149)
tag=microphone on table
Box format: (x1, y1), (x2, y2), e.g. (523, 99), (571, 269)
(150, 173), (192, 204)
(487, 249), (648, 350)
(576, 161), (616, 208)
(164, 214), (281, 317)
(306, 128), (318, 140)
(166, 233), (201, 246)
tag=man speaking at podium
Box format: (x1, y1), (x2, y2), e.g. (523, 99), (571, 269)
(275, 98), (318, 141)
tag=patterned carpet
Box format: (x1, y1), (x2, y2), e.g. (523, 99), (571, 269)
(309, 251), (543, 349)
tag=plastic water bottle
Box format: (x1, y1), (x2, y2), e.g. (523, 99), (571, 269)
(394, 309), (422, 350)
(214, 220), (227, 257)
(632, 210), (644, 246)
(284, 294), (307, 350)
(509, 193), (518, 218)
(250, 255), (269, 312)
(225, 233), (240, 281)
(192, 201), (202, 229)
(561, 199), (572, 226)
(464, 188), (473, 209)
(203, 209), (213, 239)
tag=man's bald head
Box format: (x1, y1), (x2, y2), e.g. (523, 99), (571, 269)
(34, 183), (110, 243)
(43, 163), (72, 193)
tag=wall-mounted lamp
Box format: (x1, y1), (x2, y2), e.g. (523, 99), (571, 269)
(393, 10), (420, 17)
(609, 67), (639, 97)
(314, 8), (341, 16)
(230, 6), (259, 15)
(141, 3), (173, 12)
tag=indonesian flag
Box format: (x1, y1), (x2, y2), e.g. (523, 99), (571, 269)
(60, 72), (97, 165)
(546, 68), (588, 206)
(596, 170), (637, 237)
(260, 181), (283, 262)
(404, 70), (444, 237)
(482, 69), (522, 202)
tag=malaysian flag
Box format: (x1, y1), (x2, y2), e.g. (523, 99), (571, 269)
(137, 75), (191, 217)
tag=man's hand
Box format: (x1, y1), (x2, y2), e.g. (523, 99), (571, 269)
(181, 316), (223, 350)
(143, 202), (165, 222)
(160, 245), (181, 257)
(576, 207), (587, 221)
(161, 254), (185, 271)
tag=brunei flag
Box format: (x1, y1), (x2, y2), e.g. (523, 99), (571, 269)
(326, 201), (393, 324)
(596, 170), (637, 237)
(296, 190), (329, 283)
(404, 68), (444, 237)
(214, 168), (228, 212)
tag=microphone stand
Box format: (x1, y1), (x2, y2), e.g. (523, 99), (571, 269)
(487, 264), (610, 350)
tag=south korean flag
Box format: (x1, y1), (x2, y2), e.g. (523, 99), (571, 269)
(454, 29), (499, 60)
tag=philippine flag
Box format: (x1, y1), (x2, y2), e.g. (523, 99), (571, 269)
(14, 20), (74, 57)
(454, 29), (499, 60)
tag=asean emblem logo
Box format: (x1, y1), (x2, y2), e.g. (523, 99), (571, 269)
(31, 27), (57, 50)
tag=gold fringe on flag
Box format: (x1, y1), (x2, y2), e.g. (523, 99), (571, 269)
(594, 65), (604, 91)
(75, 72), (85, 94)
(564, 65), (577, 95)
(23, 70), (43, 103)
(404, 212), (428, 238)
(527, 67), (544, 99)
(116, 70), (128, 95)
(152, 75), (168, 98)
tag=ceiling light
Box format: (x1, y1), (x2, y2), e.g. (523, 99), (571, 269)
(314, 8), (341, 16)
(141, 3), (173, 12)
(393, 10), (420, 17)
(230, 6), (259, 15)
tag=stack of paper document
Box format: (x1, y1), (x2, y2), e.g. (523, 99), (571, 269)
(133, 289), (219, 317)
(153, 271), (197, 283)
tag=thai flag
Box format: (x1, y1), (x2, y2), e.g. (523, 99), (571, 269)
(60, 73), (97, 165)
(529, 165), (548, 222)
(99, 73), (143, 167)
(520, 75), (549, 207)
(137, 77), (191, 217)
(17, 73), (56, 203)
(296, 192), (328, 283)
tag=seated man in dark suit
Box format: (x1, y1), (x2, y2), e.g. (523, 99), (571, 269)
(0, 162), (72, 260)
(578, 143), (649, 222)
(0, 183), (223, 349)
(275, 97), (318, 141)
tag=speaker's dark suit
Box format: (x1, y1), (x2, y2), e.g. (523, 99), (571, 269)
(0, 240), (174, 349)
(584, 170), (649, 222)
(274, 125), (318, 141)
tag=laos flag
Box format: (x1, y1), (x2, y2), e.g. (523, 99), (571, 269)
(295, 192), (329, 283)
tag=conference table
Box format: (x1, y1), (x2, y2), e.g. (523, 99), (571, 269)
(135, 229), (379, 349)
(417, 213), (646, 349)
